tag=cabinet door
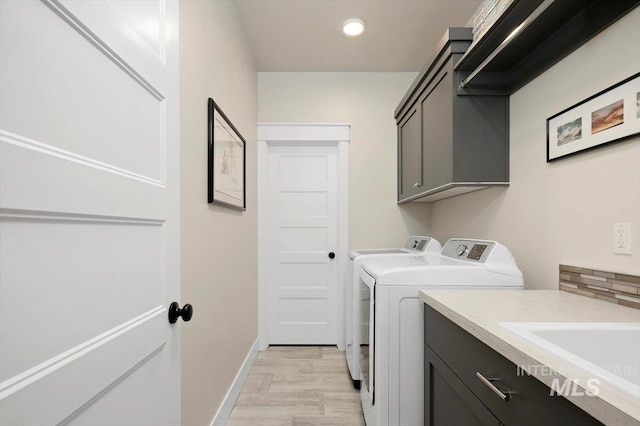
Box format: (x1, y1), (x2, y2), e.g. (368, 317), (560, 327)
(425, 344), (501, 426)
(398, 107), (422, 200)
(421, 69), (453, 192)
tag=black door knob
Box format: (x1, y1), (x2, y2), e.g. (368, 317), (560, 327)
(168, 302), (193, 324)
(328, 252), (335, 259)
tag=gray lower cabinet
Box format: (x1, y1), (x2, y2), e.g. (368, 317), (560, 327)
(396, 28), (509, 203)
(425, 344), (502, 426)
(424, 304), (603, 426)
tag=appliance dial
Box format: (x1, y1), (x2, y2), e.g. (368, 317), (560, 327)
(456, 244), (467, 256)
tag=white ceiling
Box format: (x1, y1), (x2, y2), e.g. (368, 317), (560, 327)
(234, 0), (482, 72)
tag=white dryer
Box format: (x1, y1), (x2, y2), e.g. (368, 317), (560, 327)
(346, 236), (442, 389)
(358, 239), (524, 426)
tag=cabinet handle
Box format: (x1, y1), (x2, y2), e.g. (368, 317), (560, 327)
(476, 372), (512, 401)
(413, 182), (422, 188)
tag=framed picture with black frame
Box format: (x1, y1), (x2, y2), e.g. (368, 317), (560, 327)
(547, 72), (640, 162)
(208, 98), (246, 210)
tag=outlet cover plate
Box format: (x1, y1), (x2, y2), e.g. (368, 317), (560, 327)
(614, 223), (632, 255)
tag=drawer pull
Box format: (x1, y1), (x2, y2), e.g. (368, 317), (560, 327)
(476, 372), (512, 401)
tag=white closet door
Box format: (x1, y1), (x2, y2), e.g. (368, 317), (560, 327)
(267, 145), (339, 344)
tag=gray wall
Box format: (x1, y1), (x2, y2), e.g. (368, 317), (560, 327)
(180, 1), (258, 424)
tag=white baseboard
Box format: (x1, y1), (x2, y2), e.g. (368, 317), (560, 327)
(210, 338), (260, 426)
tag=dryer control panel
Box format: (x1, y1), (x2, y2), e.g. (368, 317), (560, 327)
(442, 239), (495, 263)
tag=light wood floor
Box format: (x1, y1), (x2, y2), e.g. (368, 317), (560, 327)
(226, 346), (365, 426)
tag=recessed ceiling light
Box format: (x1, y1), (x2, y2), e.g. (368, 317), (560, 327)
(342, 18), (365, 37)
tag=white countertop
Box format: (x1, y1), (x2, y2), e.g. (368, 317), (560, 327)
(419, 289), (640, 426)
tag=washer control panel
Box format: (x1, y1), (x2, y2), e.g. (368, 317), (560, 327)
(442, 239), (495, 263)
(403, 237), (431, 252)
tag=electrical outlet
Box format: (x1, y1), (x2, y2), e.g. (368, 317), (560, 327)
(613, 223), (632, 255)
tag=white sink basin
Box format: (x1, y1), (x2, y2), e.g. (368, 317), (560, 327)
(500, 322), (640, 398)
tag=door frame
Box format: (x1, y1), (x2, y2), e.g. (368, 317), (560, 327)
(257, 123), (349, 351)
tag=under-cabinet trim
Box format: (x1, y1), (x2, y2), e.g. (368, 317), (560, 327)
(398, 182), (509, 204)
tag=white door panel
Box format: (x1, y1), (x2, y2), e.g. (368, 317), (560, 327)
(0, 309), (166, 425)
(63, 341), (176, 426)
(0, 0), (179, 424)
(278, 227), (328, 251)
(279, 191), (328, 217)
(0, 139), (165, 216)
(267, 146), (338, 344)
(56, 0), (169, 93)
(278, 217), (329, 229)
(0, 216), (164, 378)
(0, 0), (165, 187)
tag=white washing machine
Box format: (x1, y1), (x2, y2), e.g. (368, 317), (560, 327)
(346, 236), (442, 389)
(358, 239), (524, 426)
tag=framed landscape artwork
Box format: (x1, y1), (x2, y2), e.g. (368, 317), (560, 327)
(547, 72), (640, 162)
(208, 98), (246, 210)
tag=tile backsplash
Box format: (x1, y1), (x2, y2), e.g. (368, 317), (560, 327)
(559, 265), (640, 309)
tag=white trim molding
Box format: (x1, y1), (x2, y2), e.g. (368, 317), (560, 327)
(257, 123), (350, 351)
(210, 338), (260, 426)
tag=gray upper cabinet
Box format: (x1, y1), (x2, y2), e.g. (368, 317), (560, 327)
(396, 2), (639, 204)
(396, 28), (509, 203)
(398, 108), (422, 199)
(421, 72), (453, 193)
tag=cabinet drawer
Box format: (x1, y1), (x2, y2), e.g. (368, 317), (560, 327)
(425, 343), (501, 426)
(424, 305), (602, 426)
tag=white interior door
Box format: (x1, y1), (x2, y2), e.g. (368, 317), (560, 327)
(267, 145), (339, 344)
(0, 1), (180, 425)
